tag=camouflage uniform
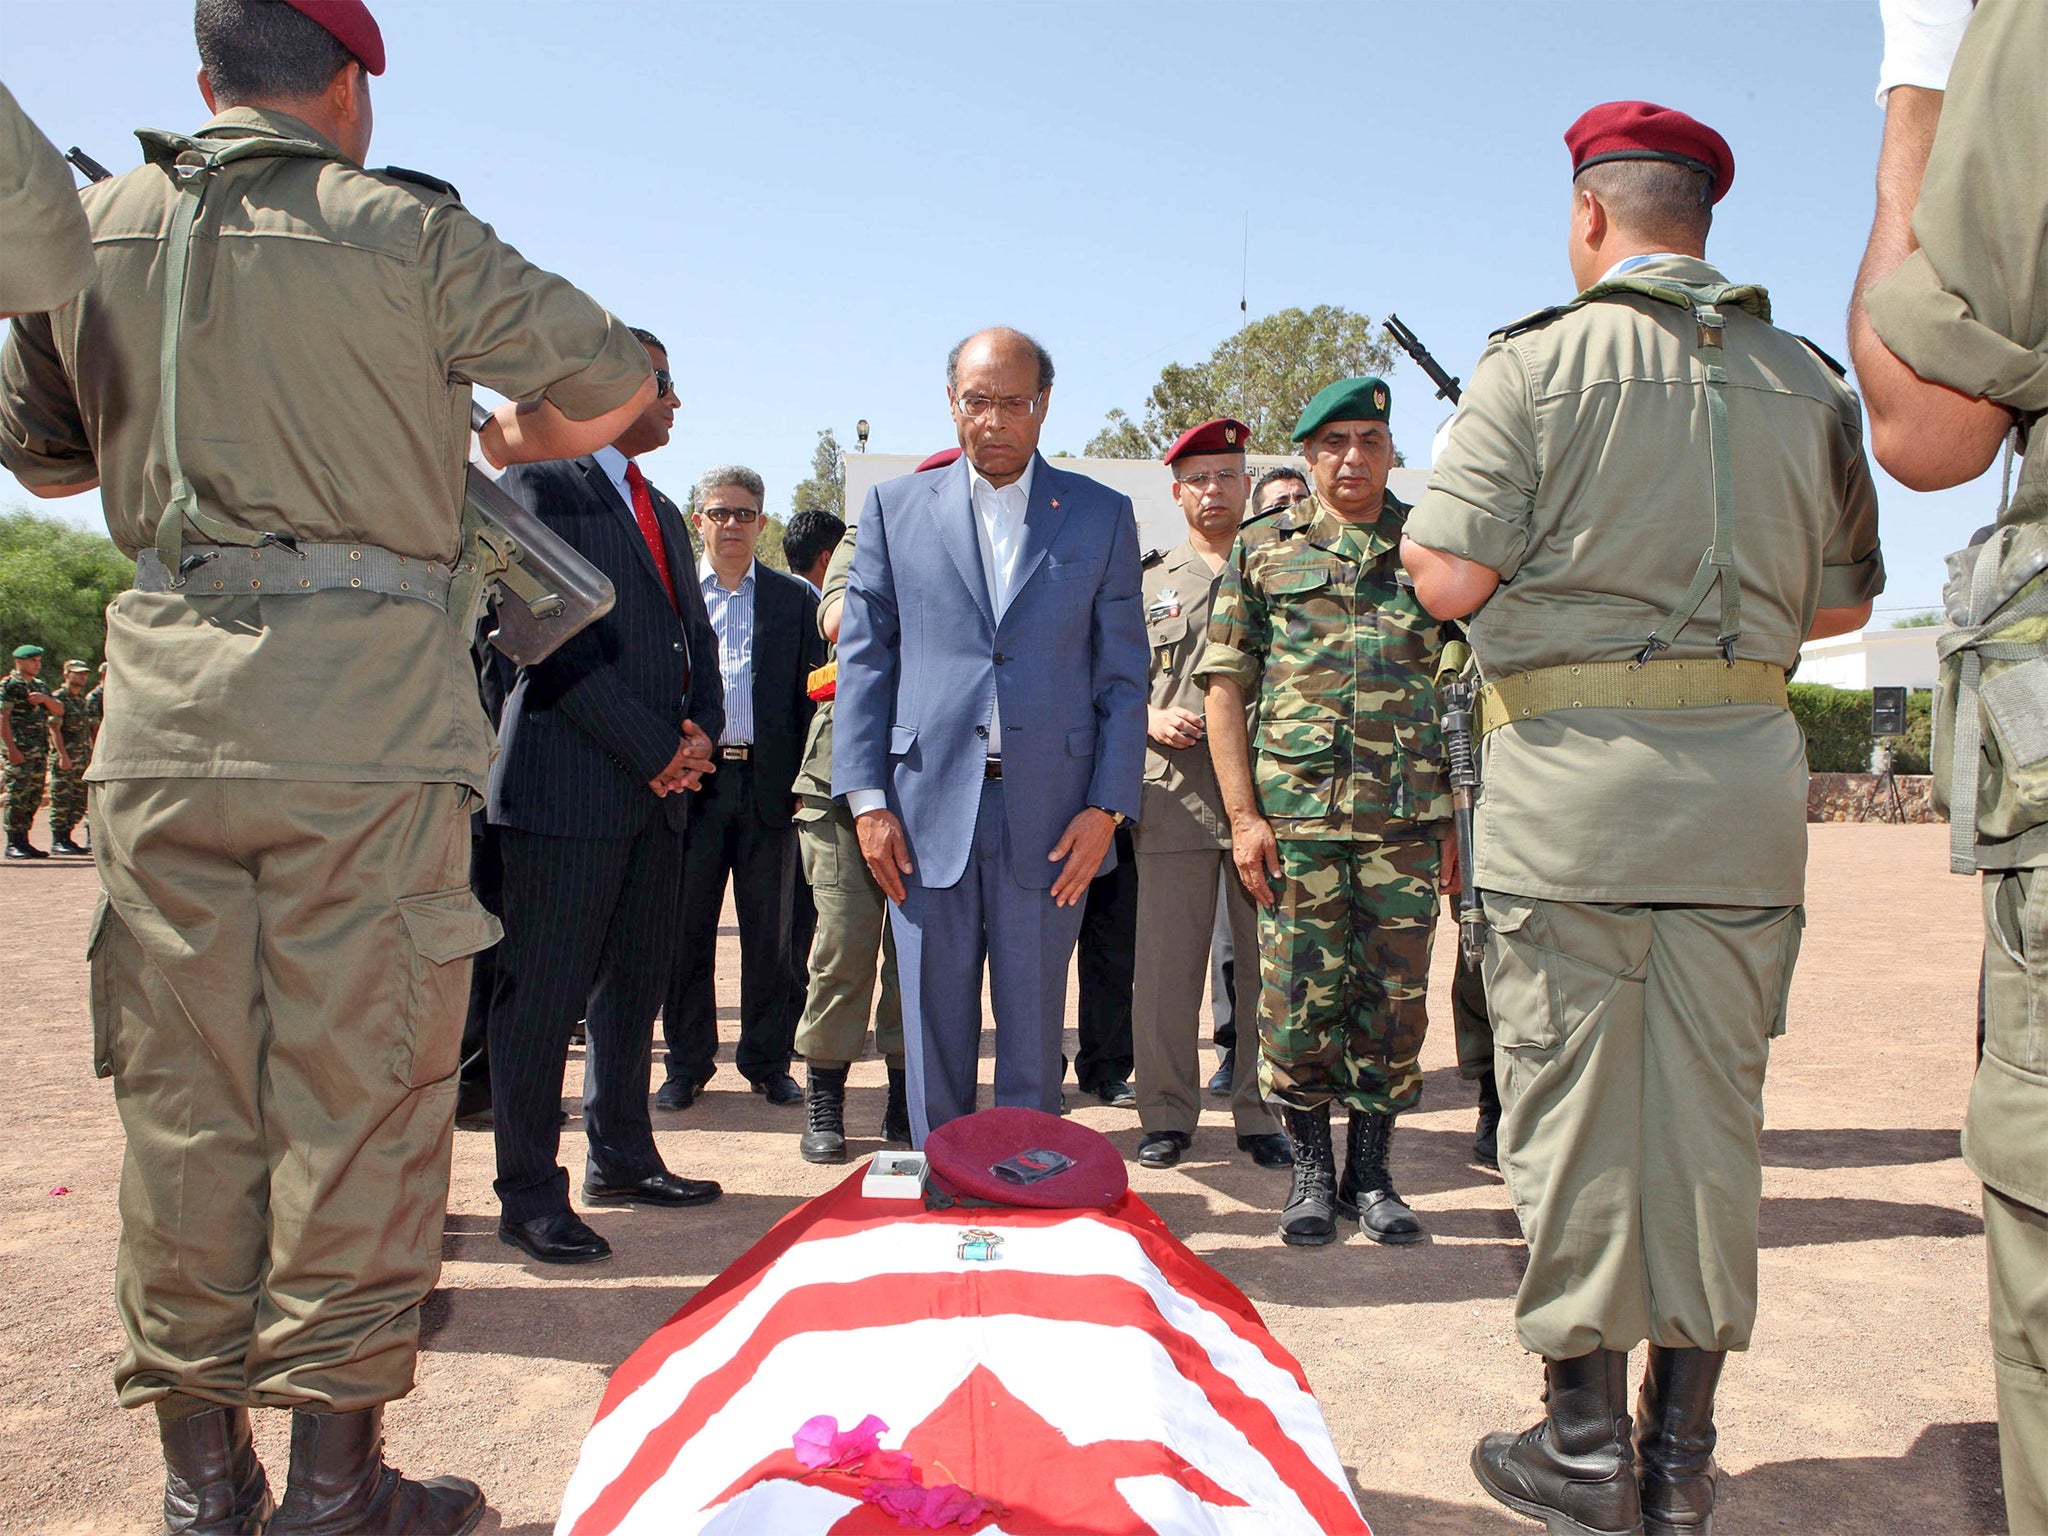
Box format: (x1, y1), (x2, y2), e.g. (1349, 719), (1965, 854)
(2, 669), (54, 841)
(47, 681), (96, 841)
(1195, 492), (1449, 1113)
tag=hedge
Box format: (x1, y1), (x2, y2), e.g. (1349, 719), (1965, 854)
(1787, 683), (1933, 774)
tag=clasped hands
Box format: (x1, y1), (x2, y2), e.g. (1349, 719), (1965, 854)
(648, 719), (716, 797)
(856, 803), (1119, 908)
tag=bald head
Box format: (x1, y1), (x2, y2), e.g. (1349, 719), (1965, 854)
(946, 327), (1054, 394)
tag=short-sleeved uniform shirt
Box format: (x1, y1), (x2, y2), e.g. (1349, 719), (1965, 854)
(0, 81), (94, 314)
(1136, 538), (1237, 853)
(0, 108), (649, 794)
(1407, 254), (1886, 907)
(792, 527), (856, 809)
(1195, 492), (1450, 842)
(2, 671), (52, 756)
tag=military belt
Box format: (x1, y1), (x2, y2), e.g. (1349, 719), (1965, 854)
(1475, 658), (1788, 738)
(134, 543), (454, 611)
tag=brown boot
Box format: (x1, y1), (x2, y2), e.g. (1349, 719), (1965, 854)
(266, 1405), (484, 1536)
(158, 1401), (272, 1535)
(1636, 1346), (1724, 1535)
(1472, 1349), (1644, 1535)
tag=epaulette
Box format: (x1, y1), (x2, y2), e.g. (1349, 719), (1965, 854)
(379, 166), (462, 203)
(1239, 508), (1304, 543)
(1490, 304), (1570, 343)
(1791, 332), (1848, 379)
(1141, 547), (1165, 570)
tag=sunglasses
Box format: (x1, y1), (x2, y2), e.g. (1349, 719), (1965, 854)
(654, 369), (677, 402)
(701, 507), (760, 525)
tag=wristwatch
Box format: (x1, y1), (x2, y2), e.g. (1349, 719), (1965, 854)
(1091, 805), (1128, 827)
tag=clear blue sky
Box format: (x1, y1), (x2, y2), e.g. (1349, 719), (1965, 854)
(4, 0), (2003, 613)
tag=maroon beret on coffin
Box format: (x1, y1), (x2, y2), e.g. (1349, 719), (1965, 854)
(915, 447), (963, 473)
(923, 1106), (1127, 1210)
(1565, 100), (1732, 203)
(281, 0), (386, 75)
(1162, 417), (1251, 466)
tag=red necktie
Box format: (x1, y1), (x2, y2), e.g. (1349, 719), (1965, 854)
(624, 461), (678, 608)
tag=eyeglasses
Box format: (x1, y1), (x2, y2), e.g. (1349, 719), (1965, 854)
(700, 506), (760, 525)
(954, 392), (1043, 421)
(654, 369), (676, 402)
(1175, 469), (1243, 489)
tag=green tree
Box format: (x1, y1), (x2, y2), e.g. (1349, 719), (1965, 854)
(0, 506), (131, 668)
(1891, 610), (1943, 627)
(789, 428), (845, 518)
(1085, 305), (1399, 458)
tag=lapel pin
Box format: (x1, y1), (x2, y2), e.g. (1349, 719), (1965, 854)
(1050, 499), (1059, 510)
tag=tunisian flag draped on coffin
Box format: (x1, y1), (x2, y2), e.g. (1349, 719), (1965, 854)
(554, 1170), (1370, 1535)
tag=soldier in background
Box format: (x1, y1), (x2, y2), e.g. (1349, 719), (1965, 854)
(1198, 378), (1451, 1249)
(1852, 1), (2048, 1522)
(1406, 101), (1882, 1536)
(2, 643), (63, 860)
(0, 1), (655, 1528)
(46, 658), (96, 854)
(1249, 465), (1310, 520)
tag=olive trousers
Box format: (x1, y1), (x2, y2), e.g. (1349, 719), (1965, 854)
(1480, 893), (1803, 1360)
(1975, 867), (2048, 1534)
(90, 778), (497, 1412)
(792, 798), (903, 1069)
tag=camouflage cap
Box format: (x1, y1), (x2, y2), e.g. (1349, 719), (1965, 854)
(64, 659), (91, 672)
(11, 644), (43, 659)
(1291, 377), (1392, 441)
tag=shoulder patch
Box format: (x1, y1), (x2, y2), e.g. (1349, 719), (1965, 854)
(379, 166), (462, 203)
(1491, 303), (1570, 343)
(1791, 332), (1849, 380)
(1141, 548), (1165, 569)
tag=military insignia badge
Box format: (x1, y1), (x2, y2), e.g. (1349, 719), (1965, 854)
(956, 1229), (1004, 1263)
(1373, 385), (1388, 412)
(1224, 426), (1238, 446)
(1147, 590), (1182, 622)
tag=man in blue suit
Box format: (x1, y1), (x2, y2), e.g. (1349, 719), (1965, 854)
(833, 327), (1148, 1142)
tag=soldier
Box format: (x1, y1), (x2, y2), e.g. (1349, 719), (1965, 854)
(1197, 378), (1452, 1248)
(46, 658), (96, 854)
(0, 80), (94, 316)
(85, 661), (107, 734)
(1852, 2), (2048, 1523)
(1131, 417), (1290, 1170)
(1249, 465), (1310, 520)
(2, 643), (64, 859)
(1404, 102), (1883, 1536)
(795, 517), (911, 1162)
(0, 2), (654, 1531)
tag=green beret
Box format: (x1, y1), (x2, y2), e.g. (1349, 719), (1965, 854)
(1291, 376), (1393, 441)
(11, 644), (43, 659)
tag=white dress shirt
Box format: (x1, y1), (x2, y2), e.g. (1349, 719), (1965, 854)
(698, 556), (757, 746)
(593, 443), (635, 509)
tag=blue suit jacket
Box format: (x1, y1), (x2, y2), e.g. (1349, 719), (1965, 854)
(488, 455), (722, 838)
(832, 452), (1147, 890)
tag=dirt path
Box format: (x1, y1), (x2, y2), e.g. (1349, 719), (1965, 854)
(0, 822), (2006, 1534)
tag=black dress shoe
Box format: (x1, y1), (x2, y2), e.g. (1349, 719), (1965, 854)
(1237, 1132), (1294, 1168)
(750, 1072), (803, 1106)
(453, 1082), (492, 1129)
(498, 1211), (610, 1265)
(1137, 1130), (1191, 1168)
(583, 1169), (723, 1208)
(653, 1075), (710, 1111)
(1208, 1049), (1235, 1097)
(1092, 1079), (1137, 1108)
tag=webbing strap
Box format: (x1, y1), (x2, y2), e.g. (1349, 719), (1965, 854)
(135, 543), (454, 610)
(1475, 657), (1787, 739)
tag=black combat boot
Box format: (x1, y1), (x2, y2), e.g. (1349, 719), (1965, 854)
(158, 1401), (272, 1535)
(1636, 1346), (1724, 1535)
(51, 834), (90, 855)
(1474, 1068), (1503, 1169)
(881, 1063), (912, 1145)
(1335, 1108), (1424, 1244)
(1473, 1350), (1644, 1536)
(1277, 1104), (1339, 1246)
(266, 1405), (483, 1536)
(4, 835), (47, 859)
(800, 1064), (849, 1165)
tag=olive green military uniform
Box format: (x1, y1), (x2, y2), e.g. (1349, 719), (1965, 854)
(2, 664), (56, 840)
(792, 526), (904, 1070)
(0, 107), (648, 1414)
(1407, 253), (1884, 1361)
(47, 675), (95, 842)
(1131, 539), (1273, 1139)
(1866, 2), (2048, 1520)
(1196, 492), (1449, 1113)
(0, 80), (94, 314)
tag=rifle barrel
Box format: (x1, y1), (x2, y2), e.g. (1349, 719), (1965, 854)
(66, 147), (113, 185)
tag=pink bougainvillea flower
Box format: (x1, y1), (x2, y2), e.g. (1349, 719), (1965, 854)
(793, 1413), (888, 1471)
(860, 1478), (997, 1530)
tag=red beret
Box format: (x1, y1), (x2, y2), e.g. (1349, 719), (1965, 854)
(1565, 100), (1732, 203)
(281, 0), (386, 76)
(914, 447), (962, 473)
(1162, 417), (1252, 466)
(923, 1106), (1127, 1210)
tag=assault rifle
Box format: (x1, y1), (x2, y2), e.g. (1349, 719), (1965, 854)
(1383, 313), (1462, 406)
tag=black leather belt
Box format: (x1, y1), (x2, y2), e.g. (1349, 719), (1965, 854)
(720, 744), (753, 762)
(984, 756), (1003, 780)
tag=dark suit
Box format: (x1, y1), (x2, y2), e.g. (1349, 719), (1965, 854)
(662, 560), (823, 1087)
(486, 453), (721, 1225)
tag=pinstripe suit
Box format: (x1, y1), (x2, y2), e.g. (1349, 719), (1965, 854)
(485, 455), (721, 1224)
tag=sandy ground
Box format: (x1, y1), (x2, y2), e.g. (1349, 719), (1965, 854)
(0, 819), (2009, 1535)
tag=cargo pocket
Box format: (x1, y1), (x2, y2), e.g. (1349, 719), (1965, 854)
(1480, 893), (1651, 1055)
(1254, 719), (1337, 821)
(1391, 720), (1446, 822)
(1764, 906), (1806, 1040)
(86, 893), (115, 1080)
(801, 821), (839, 889)
(393, 887), (500, 1088)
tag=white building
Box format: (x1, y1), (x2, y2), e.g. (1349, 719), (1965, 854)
(1795, 626), (1939, 690)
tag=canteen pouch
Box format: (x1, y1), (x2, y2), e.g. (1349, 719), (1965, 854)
(1932, 440), (2048, 873)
